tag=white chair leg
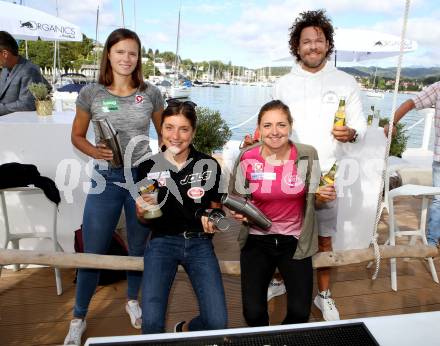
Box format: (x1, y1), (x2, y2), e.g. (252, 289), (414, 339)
(55, 268), (63, 295)
(51, 203), (63, 295)
(426, 258), (439, 283)
(389, 197), (398, 291)
(10, 239), (20, 272)
(419, 197), (439, 284)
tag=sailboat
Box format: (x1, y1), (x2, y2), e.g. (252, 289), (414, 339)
(366, 66), (385, 99)
(166, 7), (191, 99)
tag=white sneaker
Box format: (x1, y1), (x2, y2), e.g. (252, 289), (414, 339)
(314, 290), (340, 321)
(64, 318), (86, 345)
(125, 300), (142, 329)
(267, 278), (286, 301)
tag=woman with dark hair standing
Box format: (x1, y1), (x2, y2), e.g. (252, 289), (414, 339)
(135, 100), (228, 334)
(64, 28), (163, 345)
(229, 100), (336, 326)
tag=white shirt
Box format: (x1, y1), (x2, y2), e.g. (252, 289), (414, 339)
(273, 61), (367, 172)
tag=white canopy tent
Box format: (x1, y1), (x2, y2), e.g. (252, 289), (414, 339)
(0, 1), (82, 42)
(332, 28), (417, 63)
(276, 28), (417, 65)
(0, 0), (83, 83)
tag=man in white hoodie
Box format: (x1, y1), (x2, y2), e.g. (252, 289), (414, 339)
(271, 10), (367, 321)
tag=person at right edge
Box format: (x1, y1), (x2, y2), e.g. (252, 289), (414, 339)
(384, 81), (440, 248)
(271, 10), (367, 321)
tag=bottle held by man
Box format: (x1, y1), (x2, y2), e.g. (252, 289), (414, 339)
(333, 97), (346, 127)
(367, 105), (375, 126)
(320, 162), (337, 187)
(372, 109), (380, 128)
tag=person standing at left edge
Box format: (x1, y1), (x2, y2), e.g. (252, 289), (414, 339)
(64, 28), (163, 346)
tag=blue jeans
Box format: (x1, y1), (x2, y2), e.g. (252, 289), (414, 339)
(427, 161), (440, 246)
(74, 167), (150, 318)
(141, 235), (228, 334)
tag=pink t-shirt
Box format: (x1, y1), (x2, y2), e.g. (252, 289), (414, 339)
(240, 144), (306, 237)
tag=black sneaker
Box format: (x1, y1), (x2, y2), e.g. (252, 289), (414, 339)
(174, 321), (186, 333)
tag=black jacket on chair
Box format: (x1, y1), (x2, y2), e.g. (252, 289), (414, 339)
(0, 162), (61, 205)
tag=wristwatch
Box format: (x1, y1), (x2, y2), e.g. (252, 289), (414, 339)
(349, 129), (358, 143)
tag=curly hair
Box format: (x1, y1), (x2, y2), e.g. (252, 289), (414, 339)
(288, 9), (335, 62)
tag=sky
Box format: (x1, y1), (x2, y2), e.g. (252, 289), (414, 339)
(8, 0), (440, 68)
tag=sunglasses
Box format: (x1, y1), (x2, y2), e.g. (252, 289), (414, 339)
(166, 98), (197, 108)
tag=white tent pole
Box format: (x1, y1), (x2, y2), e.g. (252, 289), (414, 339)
(120, 0), (125, 28)
(133, 0), (136, 32)
(52, 41), (57, 84)
(94, 6), (100, 81)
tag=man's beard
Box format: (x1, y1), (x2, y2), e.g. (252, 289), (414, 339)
(302, 55), (327, 69)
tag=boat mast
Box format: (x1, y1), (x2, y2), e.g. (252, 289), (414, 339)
(120, 0), (125, 28)
(174, 6), (181, 84)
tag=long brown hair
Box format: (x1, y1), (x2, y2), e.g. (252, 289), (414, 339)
(98, 28), (146, 91)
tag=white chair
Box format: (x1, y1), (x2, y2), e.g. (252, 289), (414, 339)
(388, 184), (440, 291)
(0, 187), (63, 295)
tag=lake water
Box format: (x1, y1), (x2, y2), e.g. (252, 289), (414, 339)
(184, 84), (431, 149)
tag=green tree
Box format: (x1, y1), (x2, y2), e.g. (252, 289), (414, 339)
(142, 62), (160, 78)
(18, 34), (94, 73)
(193, 107), (232, 154)
(159, 51), (175, 65)
(147, 48), (154, 60)
(377, 78), (386, 90)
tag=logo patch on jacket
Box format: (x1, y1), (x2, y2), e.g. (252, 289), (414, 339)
(187, 187), (205, 199)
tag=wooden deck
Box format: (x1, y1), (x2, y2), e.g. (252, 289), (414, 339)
(1, 196), (440, 345)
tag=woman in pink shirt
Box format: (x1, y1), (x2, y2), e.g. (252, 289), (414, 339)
(229, 100), (336, 326)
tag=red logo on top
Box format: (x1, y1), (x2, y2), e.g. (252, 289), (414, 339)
(135, 95), (144, 104)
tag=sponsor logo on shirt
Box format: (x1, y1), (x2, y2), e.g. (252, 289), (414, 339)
(135, 95), (144, 104)
(187, 187), (205, 199)
(250, 172), (276, 181)
(180, 171), (212, 185)
(253, 162), (263, 172)
(322, 91), (338, 104)
(147, 171), (170, 180)
(284, 174), (303, 187)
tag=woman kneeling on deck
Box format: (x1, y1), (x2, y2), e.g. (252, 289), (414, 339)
(229, 100), (336, 326)
(135, 100), (228, 334)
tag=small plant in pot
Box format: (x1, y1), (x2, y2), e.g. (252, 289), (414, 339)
(28, 82), (53, 116)
(379, 117), (409, 158)
(193, 107), (232, 155)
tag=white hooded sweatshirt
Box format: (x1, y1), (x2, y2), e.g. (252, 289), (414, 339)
(273, 61), (366, 172)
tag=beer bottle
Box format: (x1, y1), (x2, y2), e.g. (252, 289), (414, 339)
(367, 105), (375, 126)
(334, 97), (346, 126)
(320, 162), (337, 187)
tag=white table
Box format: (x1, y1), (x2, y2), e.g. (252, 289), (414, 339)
(333, 126), (387, 250)
(0, 111), (92, 252)
(84, 311), (440, 346)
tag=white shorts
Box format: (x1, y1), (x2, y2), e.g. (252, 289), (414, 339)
(316, 199), (338, 237)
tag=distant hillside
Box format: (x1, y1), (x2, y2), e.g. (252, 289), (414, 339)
(339, 66), (440, 80)
(263, 65), (440, 80)
(338, 67), (371, 77)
